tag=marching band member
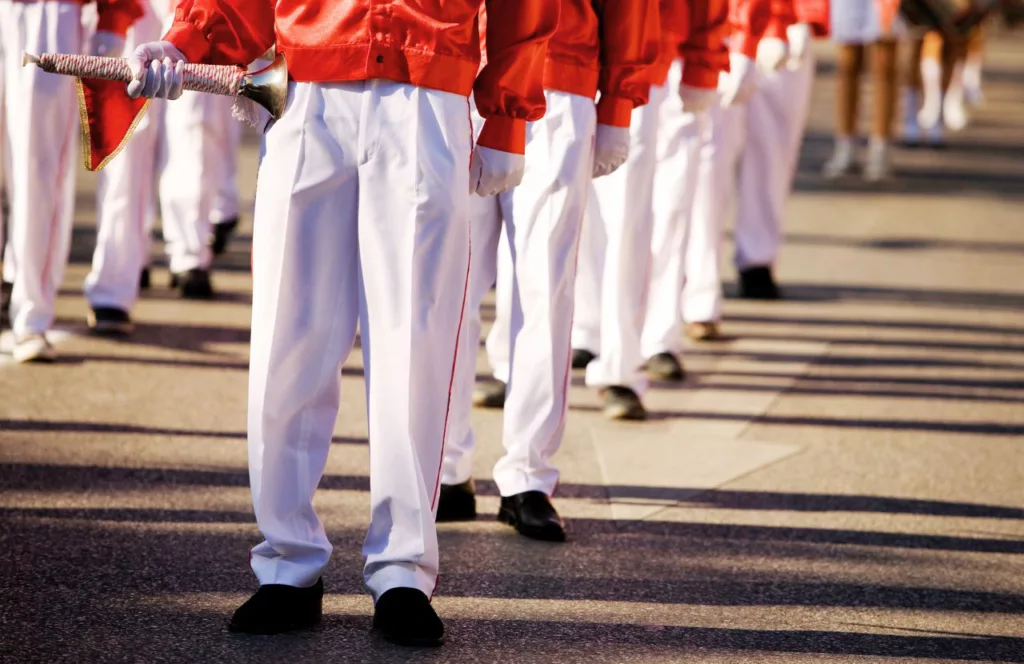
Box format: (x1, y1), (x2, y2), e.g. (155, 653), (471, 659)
(641, 0), (770, 381)
(733, 0), (825, 299)
(120, 0), (556, 646)
(574, 0), (730, 420)
(0, 0), (141, 360)
(439, 0), (659, 540)
(85, 0), (164, 334)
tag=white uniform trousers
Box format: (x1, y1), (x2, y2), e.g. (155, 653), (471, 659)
(577, 82), (665, 395)
(211, 112), (241, 225)
(85, 0), (164, 311)
(248, 80), (470, 601)
(443, 91), (596, 495)
(734, 55), (815, 271)
(159, 89), (239, 274)
(681, 102), (743, 325)
(641, 62), (711, 359)
(0, 0), (81, 335)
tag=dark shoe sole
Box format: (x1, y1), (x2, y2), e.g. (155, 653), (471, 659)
(603, 401), (647, 421)
(497, 505), (566, 543)
(87, 315), (134, 337)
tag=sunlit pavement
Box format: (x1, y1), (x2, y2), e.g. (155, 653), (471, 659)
(2, 33), (1023, 663)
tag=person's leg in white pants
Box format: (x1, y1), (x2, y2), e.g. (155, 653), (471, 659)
(642, 62), (705, 371)
(441, 92), (595, 541)
(569, 184), (604, 364)
(209, 99), (242, 256)
(159, 90), (236, 297)
(583, 81), (664, 419)
(84, 1), (163, 333)
(244, 80), (469, 617)
(0, 0), (81, 362)
(681, 103), (744, 333)
(734, 53), (815, 297)
(490, 91), (595, 532)
(441, 166), (503, 497)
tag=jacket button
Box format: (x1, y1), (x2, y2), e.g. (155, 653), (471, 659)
(376, 55), (384, 64)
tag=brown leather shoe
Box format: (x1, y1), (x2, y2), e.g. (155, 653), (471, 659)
(686, 321), (721, 342)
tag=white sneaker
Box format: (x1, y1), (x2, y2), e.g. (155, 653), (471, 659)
(863, 140), (892, 183)
(822, 138), (855, 179)
(943, 94), (969, 132)
(12, 333), (57, 363)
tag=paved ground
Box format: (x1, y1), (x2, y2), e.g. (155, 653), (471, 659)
(2, 33), (1024, 664)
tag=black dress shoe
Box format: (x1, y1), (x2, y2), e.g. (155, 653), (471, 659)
(173, 268), (215, 299)
(436, 480), (477, 522)
(0, 280), (12, 330)
(211, 217), (239, 256)
(646, 352), (685, 382)
(471, 380), (506, 409)
(571, 348), (597, 369)
(87, 306), (135, 336)
(738, 266), (781, 300)
(600, 385), (647, 421)
(498, 491), (566, 542)
(372, 587), (444, 647)
(139, 267), (151, 290)
(229, 578), (323, 634)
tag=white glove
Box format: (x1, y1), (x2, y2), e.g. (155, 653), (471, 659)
(718, 52), (757, 108)
(679, 84), (718, 114)
(756, 37), (789, 73)
(91, 30), (125, 58)
(786, 23), (812, 70)
(126, 41), (188, 100)
(592, 124), (630, 178)
(469, 145), (526, 196)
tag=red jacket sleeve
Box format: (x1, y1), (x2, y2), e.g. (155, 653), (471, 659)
(765, 0), (797, 40)
(794, 0), (830, 35)
(474, 0), (560, 154)
(595, 0), (661, 128)
(729, 0), (772, 59)
(162, 0), (275, 67)
(680, 0), (730, 89)
(95, 0), (144, 37)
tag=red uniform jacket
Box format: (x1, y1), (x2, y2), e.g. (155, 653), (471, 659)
(794, 0), (830, 36)
(163, 0), (557, 154)
(544, 0), (661, 128)
(730, 0), (796, 59)
(651, 0), (731, 90)
(82, 0), (557, 170)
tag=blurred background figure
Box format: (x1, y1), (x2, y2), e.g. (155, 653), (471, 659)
(85, 0), (163, 335)
(822, 0), (903, 181)
(0, 0), (139, 361)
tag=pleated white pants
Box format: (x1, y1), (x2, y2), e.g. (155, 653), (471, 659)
(443, 91), (596, 496)
(641, 61), (716, 358)
(0, 0), (81, 335)
(575, 82), (666, 396)
(246, 80), (470, 601)
(85, 0), (164, 311)
(734, 55), (816, 271)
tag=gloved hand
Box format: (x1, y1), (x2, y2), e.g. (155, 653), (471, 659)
(126, 41), (188, 100)
(91, 30), (125, 58)
(756, 37), (789, 73)
(717, 52), (757, 108)
(470, 145), (526, 196)
(679, 84), (718, 114)
(786, 23), (812, 70)
(592, 124), (630, 178)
